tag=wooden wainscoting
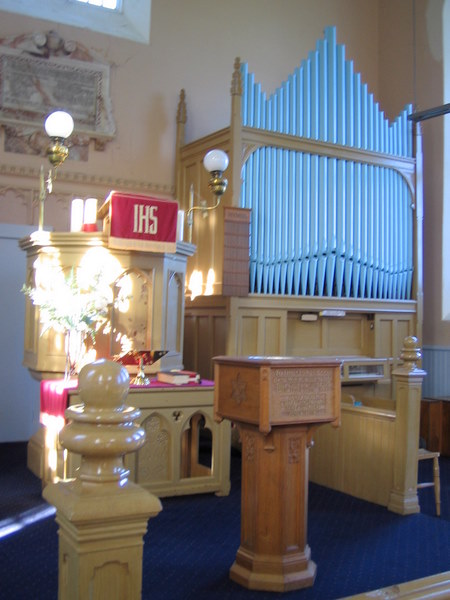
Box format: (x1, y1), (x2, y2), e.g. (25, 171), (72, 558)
(309, 402), (396, 506)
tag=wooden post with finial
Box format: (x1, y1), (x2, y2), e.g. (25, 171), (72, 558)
(388, 336), (427, 515)
(43, 359), (162, 599)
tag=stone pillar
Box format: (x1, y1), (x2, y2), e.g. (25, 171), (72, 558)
(388, 337), (426, 515)
(43, 359), (162, 600)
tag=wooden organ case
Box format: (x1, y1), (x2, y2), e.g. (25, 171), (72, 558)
(175, 27), (425, 510)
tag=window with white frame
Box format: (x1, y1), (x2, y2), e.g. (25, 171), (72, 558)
(73, 0), (122, 11)
(0, 0), (150, 44)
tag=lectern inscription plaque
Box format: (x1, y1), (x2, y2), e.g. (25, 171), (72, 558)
(270, 368), (333, 422)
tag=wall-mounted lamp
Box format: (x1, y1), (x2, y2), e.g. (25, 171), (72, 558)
(39, 110), (74, 230)
(186, 149), (229, 243)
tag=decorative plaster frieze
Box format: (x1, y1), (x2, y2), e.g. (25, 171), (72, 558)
(0, 163), (174, 197)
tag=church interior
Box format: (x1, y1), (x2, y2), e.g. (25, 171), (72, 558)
(0, 1), (449, 598)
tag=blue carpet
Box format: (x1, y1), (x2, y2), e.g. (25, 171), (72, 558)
(1, 443), (449, 600)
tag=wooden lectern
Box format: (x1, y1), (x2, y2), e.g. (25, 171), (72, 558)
(213, 355), (341, 592)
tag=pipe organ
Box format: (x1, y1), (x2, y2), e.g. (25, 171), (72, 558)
(176, 26), (420, 372)
(240, 28), (415, 301)
(176, 26), (424, 508)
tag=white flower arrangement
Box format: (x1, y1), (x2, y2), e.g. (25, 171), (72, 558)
(22, 267), (112, 341)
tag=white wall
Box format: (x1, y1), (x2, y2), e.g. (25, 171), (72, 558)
(0, 224), (40, 441)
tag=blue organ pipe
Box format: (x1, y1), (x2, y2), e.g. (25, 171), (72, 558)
(256, 149), (264, 293)
(317, 156), (328, 296)
(327, 28), (338, 145)
(346, 60), (354, 146)
(301, 153), (311, 295)
(310, 50), (319, 140)
(326, 158), (337, 296)
(380, 168), (388, 298)
(277, 86), (283, 134)
(393, 118), (399, 156)
(278, 150), (288, 294)
(275, 152), (282, 296)
(308, 154), (319, 295)
(256, 148), (263, 293)
(361, 83), (368, 150)
(253, 151), (262, 293)
(401, 190), (407, 299)
(368, 93), (374, 151)
(250, 152), (258, 293)
(271, 95), (278, 133)
(392, 183), (398, 298)
(263, 147), (271, 294)
(289, 74), (296, 135)
(254, 82), (261, 128)
(283, 79), (289, 134)
(268, 147), (277, 294)
(398, 173), (404, 298)
(352, 163), (362, 297)
(359, 163), (368, 297)
(280, 149), (288, 293)
(303, 59), (311, 139)
(384, 119), (389, 156)
(392, 174), (398, 295)
(336, 44), (345, 145)
(293, 152), (303, 295)
(373, 166), (381, 298)
(369, 165), (376, 298)
(296, 66), (304, 136)
(379, 110), (385, 154)
(344, 161), (354, 297)
(318, 39), (328, 142)
(261, 91), (267, 130)
(403, 109), (409, 156)
(247, 72), (255, 127)
(354, 72), (362, 148)
(382, 169), (391, 298)
(335, 159), (345, 297)
(384, 168), (391, 298)
(271, 149), (281, 294)
(286, 150), (296, 294)
(373, 102), (379, 152)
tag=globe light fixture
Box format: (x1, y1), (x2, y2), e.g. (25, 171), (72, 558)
(38, 110), (74, 230)
(44, 110), (74, 168)
(186, 148), (229, 242)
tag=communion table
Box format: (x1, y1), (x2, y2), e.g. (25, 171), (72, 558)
(28, 378), (231, 498)
(213, 355), (341, 592)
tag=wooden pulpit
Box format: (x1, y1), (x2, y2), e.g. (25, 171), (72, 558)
(213, 355), (341, 592)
